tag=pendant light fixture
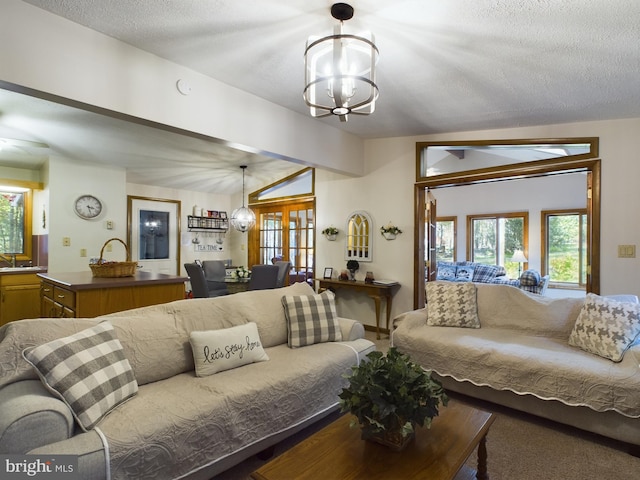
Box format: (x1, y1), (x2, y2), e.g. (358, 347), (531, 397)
(304, 3), (379, 122)
(230, 165), (256, 233)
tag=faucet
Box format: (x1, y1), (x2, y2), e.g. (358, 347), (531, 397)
(0, 253), (16, 267)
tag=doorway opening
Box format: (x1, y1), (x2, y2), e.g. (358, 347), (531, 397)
(414, 138), (600, 308)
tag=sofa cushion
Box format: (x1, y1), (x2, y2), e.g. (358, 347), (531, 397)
(99, 341), (370, 480)
(520, 269), (541, 286)
(436, 264), (457, 281)
(491, 276), (520, 287)
(476, 284), (583, 336)
(470, 264), (499, 283)
(569, 294), (640, 362)
(455, 265), (474, 282)
(282, 290), (342, 348)
(22, 321), (138, 431)
(426, 281), (480, 328)
(189, 322), (269, 376)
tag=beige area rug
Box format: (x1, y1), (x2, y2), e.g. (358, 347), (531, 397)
(461, 396), (640, 480)
(215, 393), (640, 480)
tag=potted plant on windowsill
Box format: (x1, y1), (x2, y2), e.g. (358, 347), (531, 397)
(339, 348), (448, 451)
(321, 226), (339, 241)
(380, 223), (402, 240)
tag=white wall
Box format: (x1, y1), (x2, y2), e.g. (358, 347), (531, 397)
(4, 156), (247, 277)
(317, 118), (640, 329)
(47, 156), (127, 272)
(434, 173), (587, 270)
(315, 136), (416, 328)
(126, 183), (239, 276)
(4, 0), (640, 329)
(0, 0), (364, 177)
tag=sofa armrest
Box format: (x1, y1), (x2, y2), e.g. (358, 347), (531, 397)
(337, 317), (365, 341)
(0, 380), (74, 454)
(30, 431), (107, 480)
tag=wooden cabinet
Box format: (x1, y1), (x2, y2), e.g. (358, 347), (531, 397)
(38, 271), (188, 318)
(40, 282), (75, 318)
(0, 272), (42, 327)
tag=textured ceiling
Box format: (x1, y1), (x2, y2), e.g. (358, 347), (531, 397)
(2, 0), (640, 192)
(22, 0), (640, 137)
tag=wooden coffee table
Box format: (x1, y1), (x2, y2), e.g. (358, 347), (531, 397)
(251, 400), (495, 480)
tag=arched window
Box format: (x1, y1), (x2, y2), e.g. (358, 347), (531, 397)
(345, 211), (373, 262)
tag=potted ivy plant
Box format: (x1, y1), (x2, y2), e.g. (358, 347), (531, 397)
(321, 226), (339, 241)
(339, 348), (448, 451)
(380, 223), (403, 240)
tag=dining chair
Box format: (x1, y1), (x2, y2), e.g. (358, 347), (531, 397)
(274, 260), (292, 287)
(184, 263), (210, 298)
(202, 260), (229, 297)
(248, 264), (279, 291)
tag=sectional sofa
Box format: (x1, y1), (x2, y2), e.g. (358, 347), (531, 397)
(0, 282), (375, 479)
(392, 281), (640, 448)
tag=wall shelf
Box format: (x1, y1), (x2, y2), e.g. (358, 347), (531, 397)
(187, 215), (229, 232)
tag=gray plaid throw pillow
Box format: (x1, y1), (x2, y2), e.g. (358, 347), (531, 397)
(23, 321), (138, 430)
(569, 293), (640, 362)
(282, 290), (342, 348)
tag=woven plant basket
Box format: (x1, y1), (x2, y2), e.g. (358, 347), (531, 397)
(89, 238), (138, 278)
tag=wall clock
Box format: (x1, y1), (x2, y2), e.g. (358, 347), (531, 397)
(74, 194), (103, 219)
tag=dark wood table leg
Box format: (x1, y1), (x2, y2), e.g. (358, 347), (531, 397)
(368, 294), (382, 339)
(385, 293), (392, 336)
(476, 434), (489, 480)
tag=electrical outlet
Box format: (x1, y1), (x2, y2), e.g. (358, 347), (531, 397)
(106, 220), (114, 230)
(80, 248), (87, 257)
(62, 237), (71, 246)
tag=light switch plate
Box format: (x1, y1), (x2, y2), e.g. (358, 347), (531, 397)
(617, 244), (636, 258)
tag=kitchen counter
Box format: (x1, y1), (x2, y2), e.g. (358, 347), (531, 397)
(38, 270), (188, 318)
(0, 266), (47, 274)
(37, 270), (187, 290)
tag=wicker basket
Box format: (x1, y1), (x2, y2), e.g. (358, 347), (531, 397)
(89, 238), (138, 278)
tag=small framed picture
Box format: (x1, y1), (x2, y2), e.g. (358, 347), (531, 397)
(323, 267), (333, 279)
(220, 211), (228, 219)
(210, 210), (220, 219)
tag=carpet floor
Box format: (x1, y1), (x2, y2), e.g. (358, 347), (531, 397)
(216, 332), (639, 479)
(215, 392), (639, 480)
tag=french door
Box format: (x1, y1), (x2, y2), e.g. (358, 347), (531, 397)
(248, 200), (315, 284)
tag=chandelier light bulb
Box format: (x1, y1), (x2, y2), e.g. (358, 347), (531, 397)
(303, 3), (379, 122)
(230, 165), (256, 233)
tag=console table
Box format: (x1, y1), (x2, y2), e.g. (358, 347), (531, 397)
(316, 278), (400, 339)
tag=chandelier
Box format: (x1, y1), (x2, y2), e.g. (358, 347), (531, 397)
(230, 165), (256, 233)
(303, 3), (379, 122)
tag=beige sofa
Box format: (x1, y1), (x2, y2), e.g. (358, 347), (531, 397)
(0, 282), (375, 479)
(391, 283), (640, 449)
